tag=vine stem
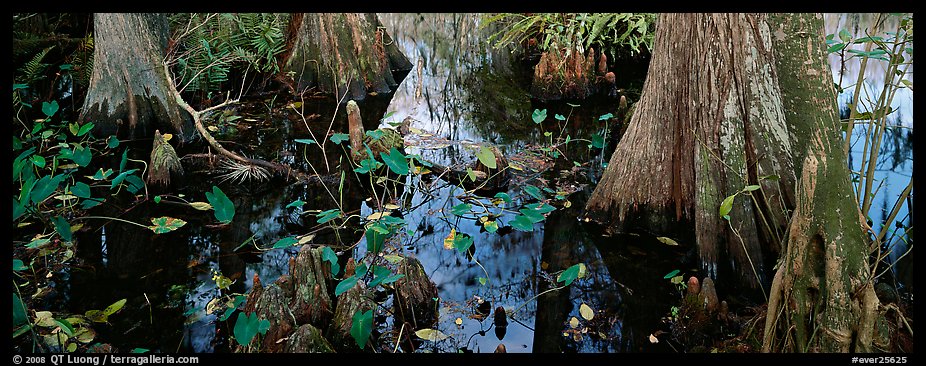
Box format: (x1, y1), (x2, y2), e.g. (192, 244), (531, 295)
(73, 215), (150, 230)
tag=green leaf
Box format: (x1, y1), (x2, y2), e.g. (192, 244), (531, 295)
(494, 192), (511, 204)
(522, 185), (544, 201)
(30, 155), (46, 168)
(205, 186), (235, 224)
(532, 109), (547, 124)
(233, 312), (265, 347)
(590, 133), (605, 149)
(451, 203), (472, 216)
(219, 308), (236, 322)
(272, 236), (298, 249)
(148, 217), (187, 234)
(838, 28), (852, 43)
(42, 100), (59, 118)
(368, 265), (404, 288)
(483, 220), (499, 233)
(316, 209), (342, 224)
(330, 133), (350, 144)
(353, 157), (382, 174)
(554, 113), (566, 121)
(510, 214), (535, 232)
(130, 348), (149, 354)
(719, 193), (736, 218)
(365, 130), (385, 140)
(13, 259), (28, 271)
(90, 168), (113, 181)
(321, 246), (340, 276)
(124, 174), (144, 194)
(106, 136), (120, 149)
(13, 293), (28, 326)
(365, 226), (387, 254)
(110, 169), (139, 189)
(294, 138), (316, 145)
(32, 174), (66, 204)
(26, 238), (51, 249)
(69, 123), (80, 136)
(656, 237), (679, 246)
(77, 122), (94, 137)
(598, 113), (614, 121)
(663, 269), (680, 279)
(827, 43), (847, 53)
(557, 264), (582, 286)
(286, 199), (306, 208)
(743, 185), (761, 192)
(415, 328), (449, 342)
(335, 264), (367, 296)
(466, 167), (477, 182)
(52, 216), (72, 242)
(453, 233), (474, 253)
(80, 199), (102, 210)
(519, 208), (545, 224)
(350, 309), (373, 349)
(525, 202), (556, 214)
(71, 182), (91, 198)
(475, 146), (497, 169)
(477, 277), (487, 285)
(55, 319), (75, 337)
(381, 147), (409, 175)
(119, 149), (129, 172)
(102, 299), (127, 316)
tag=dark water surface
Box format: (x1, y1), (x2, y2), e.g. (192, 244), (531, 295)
(65, 13), (911, 354)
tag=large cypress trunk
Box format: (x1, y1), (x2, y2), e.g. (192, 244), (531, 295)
(583, 14), (796, 293)
(762, 13), (887, 353)
(80, 13), (192, 141)
(282, 13), (412, 101)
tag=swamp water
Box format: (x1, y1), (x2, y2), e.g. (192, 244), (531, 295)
(63, 13), (911, 354)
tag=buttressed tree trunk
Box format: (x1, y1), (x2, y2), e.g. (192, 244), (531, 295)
(762, 13), (887, 353)
(282, 13), (412, 101)
(80, 13), (192, 141)
(583, 14), (797, 294)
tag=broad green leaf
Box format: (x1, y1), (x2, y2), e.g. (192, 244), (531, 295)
(598, 113), (614, 121)
(579, 303), (595, 320)
(494, 192), (511, 204)
(294, 138), (316, 145)
(522, 185), (544, 201)
(51, 216), (72, 242)
(743, 185), (761, 192)
(557, 264), (582, 286)
(663, 269), (680, 279)
(286, 199), (306, 208)
(30, 155), (46, 168)
(205, 186), (235, 224)
(525, 202), (556, 214)
(828, 43), (847, 53)
(90, 168), (113, 181)
(366, 226), (386, 254)
(71, 182), (90, 198)
(657, 236), (679, 246)
(381, 147), (409, 175)
(365, 130), (385, 140)
(233, 312), (266, 347)
(590, 133), (605, 149)
(272, 236), (298, 249)
(476, 146), (497, 169)
(478, 277), (487, 285)
(466, 167), (477, 182)
(219, 307), (236, 322)
(330, 133), (350, 144)
(519, 208), (545, 224)
(451, 203), (472, 216)
(368, 265), (404, 288)
(106, 136), (120, 148)
(510, 214), (535, 232)
(110, 169), (139, 189)
(26, 238), (50, 249)
(13, 259), (28, 271)
(838, 28), (852, 43)
(80, 199), (102, 210)
(532, 109), (547, 124)
(335, 264), (368, 296)
(13, 293), (28, 326)
(554, 113), (566, 121)
(719, 193), (736, 219)
(350, 309), (373, 349)
(453, 233), (474, 253)
(321, 246), (340, 275)
(71, 146), (92, 167)
(42, 100), (59, 117)
(77, 122), (94, 137)
(84, 309), (107, 323)
(102, 299), (127, 316)
(148, 217), (187, 234)
(483, 220), (499, 233)
(415, 328), (449, 342)
(32, 174), (66, 204)
(353, 157), (382, 174)
(317, 209), (341, 224)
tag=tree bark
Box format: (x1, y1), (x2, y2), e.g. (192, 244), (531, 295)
(80, 13), (192, 141)
(282, 13), (412, 101)
(762, 13), (886, 353)
(583, 14), (796, 293)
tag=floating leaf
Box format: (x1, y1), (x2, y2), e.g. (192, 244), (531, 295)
(483, 220), (499, 233)
(478, 277), (487, 285)
(415, 328), (449, 342)
(272, 236), (298, 249)
(34, 311), (57, 327)
(557, 264), (582, 286)
(719, 193), (736, 219)
(84, 310), (107, 323)
(205, 186), (235, 224)
(321, 246), (340, 275)
(663, 269), (680, 279)
(286, 199), (306, 208)
(510, 215), (535, 232)
(74, 327), (95, 343)
(381, 147), (409, 175)
(189, 202), (213, 211)
(443, 229), (456, 249)
(579, 303), (594, 321)
(656, 237), (679, 246)
(148, 217), (187, 234)
(532, 109), (547, 124)
(476, 146), (497, 169)
(519, 208), (545, 224)
(330, 133), (350, 144)
(350, 309), (374, 349)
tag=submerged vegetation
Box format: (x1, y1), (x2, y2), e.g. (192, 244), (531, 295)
(11, 12), (913, 355)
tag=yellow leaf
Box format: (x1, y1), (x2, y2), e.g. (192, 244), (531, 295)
(564, 200), (572, 208)
(54, 194), (78, 201)
(383, 255), (404, 264)
(84, 310), (108, 323)
(657, 236), (679, 246)
(189, 202), (213, 211)
(443, 229), (456, 249)
(569, 317), (579, 329)
(367, 212), (388, 221)
(649, 334), (659, 343)
(384, 204), (400, 210)
(579, 303), (594, 321)
(577, 263), (588, 279)
(409, 127), (423, 135)
(162, 133), (173, 142)
(454, 318), (463, 326)
(508, 163), (524, 171)
(297, 234), (316, 245)
(206, 298), (221, 314)
(207, 125), (219, 132)
(58, 164), (79, 170)
(414, 328), (448, 341)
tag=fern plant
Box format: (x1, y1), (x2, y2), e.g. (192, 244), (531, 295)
(484, 13), (655, 59)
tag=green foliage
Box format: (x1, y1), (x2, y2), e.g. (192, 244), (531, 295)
(335, 263), (368, 296)
(475, 146), (497, 169)
(205, 186), (235, 224)
(557, 263), (585, 286)
(485, 13), (655, 58)
(147, 217), (187, 234)
(350, 309), (373, 349)
(381, 147), (409, 175)
(233, 312), (271, 347)
(321, 247), (340, 276)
